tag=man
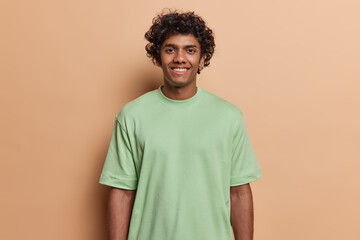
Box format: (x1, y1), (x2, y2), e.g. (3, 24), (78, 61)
(99, 10), (262, 240)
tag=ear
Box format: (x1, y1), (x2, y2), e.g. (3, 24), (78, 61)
(199, 54), (206, 68)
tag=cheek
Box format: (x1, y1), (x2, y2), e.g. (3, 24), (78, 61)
(191, 57), (202, 67)
(160, 55), (171, 65)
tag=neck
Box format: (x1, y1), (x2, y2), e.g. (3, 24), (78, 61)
(161, 80), (198, 100)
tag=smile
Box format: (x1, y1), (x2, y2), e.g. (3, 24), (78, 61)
(173, 68), (188, 72)
(170, 67), (190, 74)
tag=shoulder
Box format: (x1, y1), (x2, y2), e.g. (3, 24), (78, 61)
(115, 88), (159, 123)
(201, 88), (243, 118)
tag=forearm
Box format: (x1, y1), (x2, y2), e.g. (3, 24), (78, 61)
(230, 184), (254, 240)
(107, 187), (136, 240)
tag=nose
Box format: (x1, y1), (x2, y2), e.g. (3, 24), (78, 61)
(173, 50), (186, 63)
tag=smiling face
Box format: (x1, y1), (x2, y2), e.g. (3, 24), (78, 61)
(158, 34), (205, 88)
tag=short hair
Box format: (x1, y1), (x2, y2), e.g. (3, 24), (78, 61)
(144, 10), (215, 74)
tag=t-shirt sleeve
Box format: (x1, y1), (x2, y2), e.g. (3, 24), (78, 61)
(98, 114), (138, 190)
(230, 110), (262, 186)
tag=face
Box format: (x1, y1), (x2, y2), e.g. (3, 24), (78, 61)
(157, 34), (205, 87)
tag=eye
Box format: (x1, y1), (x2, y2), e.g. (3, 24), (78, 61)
(187, 48), (196, 53)
(165, 48), (174, 53)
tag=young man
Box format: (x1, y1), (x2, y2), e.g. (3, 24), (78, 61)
(99, 10), (262, 240)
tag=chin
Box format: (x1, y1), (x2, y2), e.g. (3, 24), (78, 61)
(167, 79), (194, 87)
(165, 75), (196, 86)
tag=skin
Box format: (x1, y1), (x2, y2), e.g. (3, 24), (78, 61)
(156, 34), (205, 100)
(107, 187), (136, 240)
(230, 183), (254, 240)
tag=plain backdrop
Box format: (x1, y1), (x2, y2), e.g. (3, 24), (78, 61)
(1, 0), (360, 240)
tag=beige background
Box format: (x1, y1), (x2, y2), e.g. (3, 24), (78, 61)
(1, 0), (359, 239)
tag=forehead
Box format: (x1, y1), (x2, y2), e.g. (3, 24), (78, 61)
(161, 34), (200, 48)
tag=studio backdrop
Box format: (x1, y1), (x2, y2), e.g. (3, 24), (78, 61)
(1, 0), (359, 239)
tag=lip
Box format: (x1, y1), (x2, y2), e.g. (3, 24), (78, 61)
(169, 67), (190, 75)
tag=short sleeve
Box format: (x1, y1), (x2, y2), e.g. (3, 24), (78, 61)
(230, 111), (262, 186)
(98, 115), (138, 190)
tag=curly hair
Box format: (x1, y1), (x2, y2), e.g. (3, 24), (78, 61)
(144, 10), (215, 74)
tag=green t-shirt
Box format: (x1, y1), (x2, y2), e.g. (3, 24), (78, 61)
(99, 85), (262, 240)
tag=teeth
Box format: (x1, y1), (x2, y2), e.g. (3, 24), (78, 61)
(173, 68), (187, 72)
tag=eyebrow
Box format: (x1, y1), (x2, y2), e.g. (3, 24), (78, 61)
(164, 43), (198, 48)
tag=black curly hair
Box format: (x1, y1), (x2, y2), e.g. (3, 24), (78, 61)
(145, 10), (215, 74)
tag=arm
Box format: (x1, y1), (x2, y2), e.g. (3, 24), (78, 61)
(107, 187), (137, 240)
(230, 183), (254, 240)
